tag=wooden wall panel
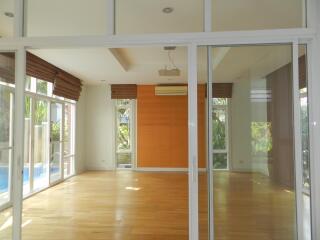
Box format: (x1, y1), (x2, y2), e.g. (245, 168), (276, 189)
(137, 85), (206, 168)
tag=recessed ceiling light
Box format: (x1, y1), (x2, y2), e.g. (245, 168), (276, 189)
(4, 12), (14, 18)
(162, 7), (174, 14)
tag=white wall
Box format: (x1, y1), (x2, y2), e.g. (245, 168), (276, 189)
(230, 75), (270, 175)
(75, 86), (87, 174)
(229, 75), (252, 172)
(84, 84), (115, 170)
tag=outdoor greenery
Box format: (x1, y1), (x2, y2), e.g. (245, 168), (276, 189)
(0, 87), (12, 143)
(117, 107), (130, 151)
(34, 100), (48, 125)
(36, 79), (48, 95)
(251, 122), (272, 154)
(212, 99), (228, 169)
(212, 110), (226, 149)
(213, 153), (228, 169)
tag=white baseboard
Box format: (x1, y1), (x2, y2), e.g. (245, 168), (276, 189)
(134, 167), (207, 172)
(86, 165), (115, 171)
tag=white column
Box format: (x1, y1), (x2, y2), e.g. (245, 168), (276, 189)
(12, 47), (26, 240)
(188, 44), (199, 240)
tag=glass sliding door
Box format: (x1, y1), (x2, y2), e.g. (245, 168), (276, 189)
(0, 52), (15, 240)
(50, 102), (63, 183)
(0, 85), (14, 206)
(23, 96), (32, 195)
(33, 99), (49, 190)
(197, 44), (310, 240)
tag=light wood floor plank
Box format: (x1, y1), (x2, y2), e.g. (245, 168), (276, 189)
(0, 171), (295, 240)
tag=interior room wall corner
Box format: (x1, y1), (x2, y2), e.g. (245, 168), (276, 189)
(84, 84), (115, 171)
(75, 86), (87, 174)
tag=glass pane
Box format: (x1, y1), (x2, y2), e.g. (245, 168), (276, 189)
(25, 0), (108, 36)
(0, 0), (14, 37)
(299, 45), (311, 240)
(116, 153), (132, 168)
(36, 79), (48, 95)
(116, 0), (203, 34)
(0, 87), (13, 149)
(213, 152), (227, 170)
(50, 103), (62, 183)
(116, 107), (131, 151)
(50, 142), (61, 183)
(0, 149), (11, 206)
(212, 0), (306, 31)
(64, 103), (75, 156)
(199, 45), (299, 239)
(0, 208), (12, 239)
(64, 156), (74, 178)
(212, 108), (226, 149)
(23, 96), (32, 196)
(33, 100), (49, 190)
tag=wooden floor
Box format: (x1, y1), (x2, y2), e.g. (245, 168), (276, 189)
(0, 171), (296, 240)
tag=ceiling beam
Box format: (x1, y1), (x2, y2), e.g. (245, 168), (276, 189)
(109, 48), (130, 72)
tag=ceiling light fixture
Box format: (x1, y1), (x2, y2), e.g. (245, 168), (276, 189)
(158, 46), (181, 77)
(162, 7), (174, 14)
(4, 12), (14, 18)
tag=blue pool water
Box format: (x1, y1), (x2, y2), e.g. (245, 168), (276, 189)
(0, 165), (57, 192)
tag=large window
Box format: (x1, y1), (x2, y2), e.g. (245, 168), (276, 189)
(21, 77), (76, 196)
(213, 98), (229, 170)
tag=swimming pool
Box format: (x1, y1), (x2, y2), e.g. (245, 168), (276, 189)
(0, 165), (58, 192)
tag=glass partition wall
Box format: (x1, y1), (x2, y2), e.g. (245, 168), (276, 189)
(0, 52), (15, 240)
(198, 44), (312, 240)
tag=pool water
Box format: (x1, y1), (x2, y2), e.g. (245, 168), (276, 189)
(0, 165), (58, 192)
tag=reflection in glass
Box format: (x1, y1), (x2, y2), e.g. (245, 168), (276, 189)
(202, 45), (304, 240)
(299, 45), (311, 240)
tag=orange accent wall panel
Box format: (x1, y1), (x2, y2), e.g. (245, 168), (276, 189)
(137, 85), (206, 168)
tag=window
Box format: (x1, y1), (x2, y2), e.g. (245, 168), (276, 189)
(115, 99), (133, 168)
(213, 98), (229, 170)
(64, 103), (76, 178)
(25, 77), (53, 96)
(0, 85), (14, 206)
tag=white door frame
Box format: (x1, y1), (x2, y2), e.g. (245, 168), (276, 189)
(194, 41), (310, 240)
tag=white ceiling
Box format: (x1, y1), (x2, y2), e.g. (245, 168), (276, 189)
(30, 45), (293, 86)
